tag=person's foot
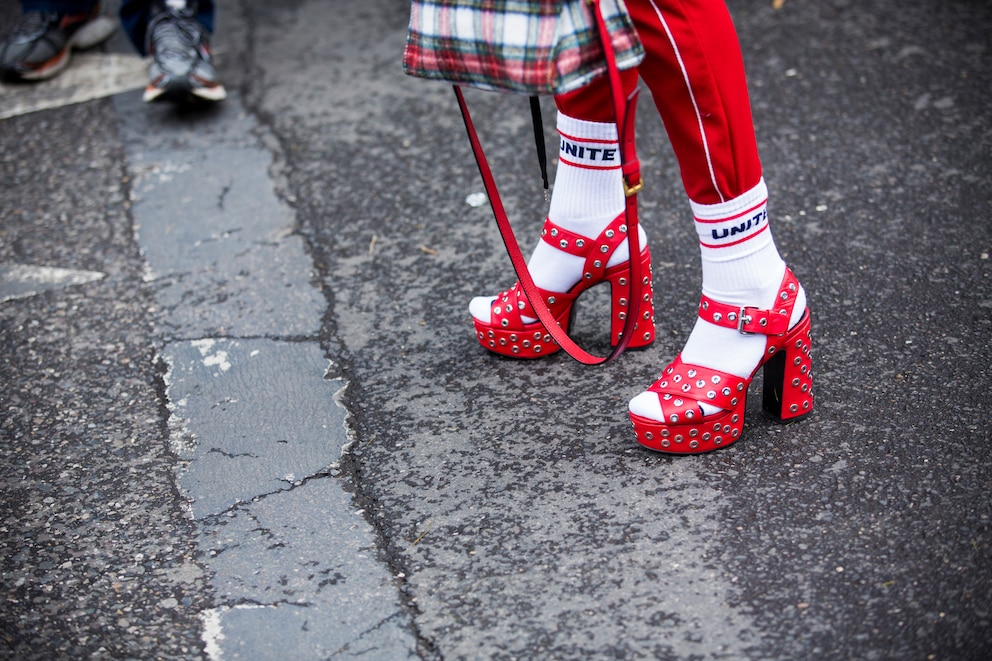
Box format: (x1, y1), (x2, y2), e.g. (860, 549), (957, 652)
(143, 0), (226, 103)
(0, 4), (116, 82)
(469, 215), (655, 358)
(628, 267), (812, 454)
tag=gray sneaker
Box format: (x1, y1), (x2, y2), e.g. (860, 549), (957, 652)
(143, 0), (226, 103)
(0, 3), (116, 82)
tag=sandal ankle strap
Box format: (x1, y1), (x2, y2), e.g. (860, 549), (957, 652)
(540, 215), (632, 284)
(540, 219), (594, 257)
(697, 268), (801, 336)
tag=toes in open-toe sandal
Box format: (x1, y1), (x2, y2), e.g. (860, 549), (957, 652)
(474, 214), (655, 358)
(630, 268), (813, 454)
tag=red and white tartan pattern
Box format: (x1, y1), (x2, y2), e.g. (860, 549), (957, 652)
(403, 0), (643, 95)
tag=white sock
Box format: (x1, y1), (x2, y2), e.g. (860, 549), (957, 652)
(532, 113), (633, 291)
(630, 179), (805, 419)
(470, 112), (647, 323)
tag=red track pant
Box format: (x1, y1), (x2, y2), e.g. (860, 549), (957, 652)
(555, 0), (762, 206)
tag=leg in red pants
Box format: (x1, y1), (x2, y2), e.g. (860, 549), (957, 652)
(556, 0), (761, 205)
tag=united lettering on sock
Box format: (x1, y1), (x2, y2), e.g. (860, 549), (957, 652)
(696, 205), (768, 249)
(558, 132), (620, 170)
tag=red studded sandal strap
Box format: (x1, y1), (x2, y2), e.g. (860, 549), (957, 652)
(540, 220), (591, 257)
(489, 281), (578, 329)
(697, 268), (800, 336)
(649, 355), (747, 415)
(541, 215), (630, 283)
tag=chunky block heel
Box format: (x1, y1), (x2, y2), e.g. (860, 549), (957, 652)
(630, 268), (812, 454)
(761, 311), (813, 421)
(474, 213), (654, 359)
(606, 247), (655, 350)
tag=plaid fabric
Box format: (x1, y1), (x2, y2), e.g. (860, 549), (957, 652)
(403, 0), (644, 95)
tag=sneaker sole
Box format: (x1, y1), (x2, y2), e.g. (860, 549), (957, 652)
(191, 82), (227, 102)
(143, 78), (227, 104)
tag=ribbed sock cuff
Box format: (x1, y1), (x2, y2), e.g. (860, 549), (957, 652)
(549, 112), (624, 230)
(693, 179), (785, 304)
(556, 113), (618, 142)
(693, 178), (771, 262)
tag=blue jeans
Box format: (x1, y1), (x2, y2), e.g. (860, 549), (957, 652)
(20, 1), (215, 56)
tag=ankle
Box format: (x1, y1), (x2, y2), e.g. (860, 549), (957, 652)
(680, 281), (806, 377)
(529, 220), (648, 293)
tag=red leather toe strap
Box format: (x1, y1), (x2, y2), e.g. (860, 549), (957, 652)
(648, 355), (747, 421)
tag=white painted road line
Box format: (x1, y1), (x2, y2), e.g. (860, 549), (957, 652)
(0, 52), (146, 120)
(0, 263), (106, 303)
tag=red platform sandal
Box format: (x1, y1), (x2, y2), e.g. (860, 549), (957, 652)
(474, 213), (655, 359)
(630, 268), (812, 454)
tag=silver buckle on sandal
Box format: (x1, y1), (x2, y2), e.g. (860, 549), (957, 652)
(736, 306), (757, 335)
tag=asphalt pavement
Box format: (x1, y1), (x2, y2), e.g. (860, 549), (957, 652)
(1, 0), (990, 659)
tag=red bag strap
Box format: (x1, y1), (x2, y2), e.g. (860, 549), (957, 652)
(454, 0), (643, 365)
